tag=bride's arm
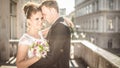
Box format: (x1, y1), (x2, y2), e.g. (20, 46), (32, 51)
(64, 17), (74, 28)
(16, 45), (41, 68)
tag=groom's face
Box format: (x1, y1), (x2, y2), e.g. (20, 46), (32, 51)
(41, 6), (53, 24)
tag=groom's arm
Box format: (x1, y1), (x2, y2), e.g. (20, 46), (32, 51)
(29, 23), (70, 67)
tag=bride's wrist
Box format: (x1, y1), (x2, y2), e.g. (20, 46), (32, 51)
(35, 56), (40, 60)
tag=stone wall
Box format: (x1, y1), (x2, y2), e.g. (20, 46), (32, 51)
(0, 0), (10, 61)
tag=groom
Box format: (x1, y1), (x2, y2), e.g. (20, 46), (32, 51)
(29, 1), (71, 68)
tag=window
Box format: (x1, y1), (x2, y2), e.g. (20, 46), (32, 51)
(108, 39), (112, 49)
(108, 19), (114, 31)
(92, 2), (95, 12)
(118, 17), (120, 31)
(96, 19), (99, 30)
(10, 0), (17, 39)
(89, 4), (92, 13)
(109, 0), (114, 10)
(92, 19), (94, 30)
(96, 0), (99, 11)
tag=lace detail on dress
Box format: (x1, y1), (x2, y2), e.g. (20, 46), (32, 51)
(19, 34), (35, 46)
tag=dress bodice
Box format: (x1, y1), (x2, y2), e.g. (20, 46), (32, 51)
(18, 31), (43, 58)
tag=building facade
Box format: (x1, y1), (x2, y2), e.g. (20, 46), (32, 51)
(75, 0), (120, 48)
(59, 8), (66, 17)
(0, 0), (11, 61)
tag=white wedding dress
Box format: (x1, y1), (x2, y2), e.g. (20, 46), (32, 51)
(18, 31), (44, 58)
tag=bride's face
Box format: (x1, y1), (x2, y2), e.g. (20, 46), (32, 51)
(29, 11), (43, 31)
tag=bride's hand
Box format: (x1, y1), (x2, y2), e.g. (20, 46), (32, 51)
(36, 54), (42, 60)
(64, 17), (74, 28)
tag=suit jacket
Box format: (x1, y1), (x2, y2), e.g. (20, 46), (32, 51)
(29, 17), (71, 68)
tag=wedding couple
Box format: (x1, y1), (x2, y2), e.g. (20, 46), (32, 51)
(16, 1), (74, 68)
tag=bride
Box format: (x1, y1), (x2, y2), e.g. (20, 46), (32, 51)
(16, 2), (44, 68)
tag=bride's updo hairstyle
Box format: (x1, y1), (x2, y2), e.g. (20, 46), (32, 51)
(23, 2), (41, 19)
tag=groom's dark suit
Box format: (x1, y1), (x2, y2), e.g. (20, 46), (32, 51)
(29, 17), (71, 68)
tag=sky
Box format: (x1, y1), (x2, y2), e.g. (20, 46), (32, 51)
(56, 0), (75, 15)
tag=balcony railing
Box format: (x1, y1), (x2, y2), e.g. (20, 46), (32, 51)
(9, 39), (19, 57)
(9, 39), (120, 68)
(72, 40), (120, 68)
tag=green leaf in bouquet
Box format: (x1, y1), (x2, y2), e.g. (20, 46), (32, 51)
(30, 42), (36, 50)
(38, 45), (44, 51)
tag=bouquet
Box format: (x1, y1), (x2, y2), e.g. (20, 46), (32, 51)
(29, 39), (49, 58)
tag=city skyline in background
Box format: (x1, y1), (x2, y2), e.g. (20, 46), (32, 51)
(57, 0), (75, 15)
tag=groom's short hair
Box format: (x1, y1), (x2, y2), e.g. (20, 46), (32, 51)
(40, 0), (59, 13)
